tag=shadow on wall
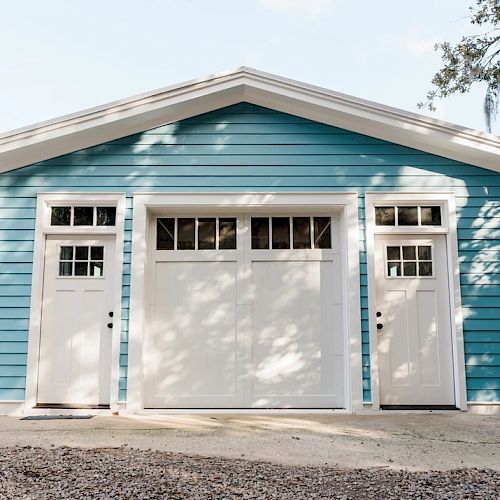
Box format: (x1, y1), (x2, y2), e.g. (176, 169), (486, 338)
(0, 104), (498, 403)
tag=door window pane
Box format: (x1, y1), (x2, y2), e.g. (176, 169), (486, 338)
(375, 207), (395, 226)
(251, 218), (269, 249)
(60, 246), (73, 260)
(75, 246), (89, 260)
(386, 246), (400, 260)
(314, 217), (332, 249)
(73, 207), (94, 226)
(51, 207), (71, 226)
(219, 218), (236, 250)
(75, 262), (88, 276)
(402, 246), (416, 260)
(418, 246), (432, 261)
(419, 261), (433, 276)
(96, 207), (116, 226)
(272, 217), (290, 249)
(403, 262), (417, 276)
(388, 262), (401, 277)
(293, 217), (311, 249)
(198, 218), (216, 250)
(90, 261), (103, 277)
(157, 218), (175, 250)
(59, 262), (73, 276)
(397, 206), (418, 225)
(177, 218), (195, 250)
(90, 246), (104, 260)
(420, 206), (441, 226)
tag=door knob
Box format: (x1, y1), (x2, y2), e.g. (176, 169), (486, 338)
(107, 322), (113, 329)
(376, 311), (382, 317)
(377, 323), (383, 330)
(109, 311), (114, 317)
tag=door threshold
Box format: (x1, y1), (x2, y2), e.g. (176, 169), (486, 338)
(35, 403), (110, 410)
(380, 405), (458, 411)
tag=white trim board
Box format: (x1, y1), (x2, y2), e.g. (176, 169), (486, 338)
(364, 192), (467, 410)
(24, 193), (126, 414)
(1, 67), (499, 174)
(128, 192), (363, 412)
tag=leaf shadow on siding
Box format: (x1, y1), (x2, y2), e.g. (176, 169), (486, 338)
(1, 104), (499, 405)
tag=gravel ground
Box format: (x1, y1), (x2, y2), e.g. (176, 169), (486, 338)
(0, 447), (499, 499)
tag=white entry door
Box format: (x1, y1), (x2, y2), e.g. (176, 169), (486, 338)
(375, 234), (455, 406)
(145, 214), (344, 408)
(37, 235), (115, 407)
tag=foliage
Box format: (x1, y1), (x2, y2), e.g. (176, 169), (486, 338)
(419, 0), (500, 132)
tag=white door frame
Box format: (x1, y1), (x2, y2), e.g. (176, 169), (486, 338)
(365, 192), (467, 410)
(24, 193), (126, 413)
(128, 192), (363, 412)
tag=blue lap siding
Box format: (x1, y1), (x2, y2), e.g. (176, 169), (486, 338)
(0, 103), (498, 404)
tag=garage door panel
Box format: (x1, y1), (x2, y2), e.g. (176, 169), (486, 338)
(145, 261), (239, 408)
(250, 260), (338, 406)
(145, 214), (345, 409)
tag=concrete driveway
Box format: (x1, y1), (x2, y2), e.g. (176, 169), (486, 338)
(0, 412), (499, 471)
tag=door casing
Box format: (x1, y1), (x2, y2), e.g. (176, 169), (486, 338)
(365, 192), (467, 410)
(24, 193), (126, 414)
(128, 193), (363, 413)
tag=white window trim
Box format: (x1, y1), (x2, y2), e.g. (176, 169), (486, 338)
(24, 193), (126, 414)
(128, 192), (363, 413)
(365, 192), (467, 411)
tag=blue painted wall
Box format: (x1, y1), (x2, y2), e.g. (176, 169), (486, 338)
(0, 103), (498, 404)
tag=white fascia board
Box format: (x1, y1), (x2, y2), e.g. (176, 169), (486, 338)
(1, 66), (500, 174)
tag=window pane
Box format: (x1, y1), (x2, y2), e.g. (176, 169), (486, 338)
(90, 262), (103, 277)
(75, 262), (88, 276)
(402, 246), (416, 260)
(219, 218), (236, 250)
(419, 261), (433, 276)
(177, 218), (195, 250)
(51, 207), (71, 226)
(418, 246), (432, 260)
(403, 262), (417, 276)
(387, 262), (401, 277)
(375, 207), (395, 226)
(75, 246), (89, 260)
(90, 246), (104, 260)
(157, 218), (174, 250)
(314, 217), (332, 249)
(387, 246), (400, 260)
(60, 246), (73, 260)
(96, 207), (116, 226)
(272, 217), (290, 249)
(397, 206), (418, 226)
(198, 218), (216, 250)
(59, 262), (73, 276)
(293, 217), (311, 249)
(73, 206), (94, 226)
(421, 206), (441, 225)
(251, 218), (269, 249)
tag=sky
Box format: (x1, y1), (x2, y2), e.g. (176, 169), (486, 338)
(1, 0), (497, 135)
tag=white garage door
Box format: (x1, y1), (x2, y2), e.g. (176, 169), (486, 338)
(144, 214), (344, 408)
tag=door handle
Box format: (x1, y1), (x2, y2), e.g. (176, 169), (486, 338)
(107, 322), (113, 329)
(377, 323), (383, 330)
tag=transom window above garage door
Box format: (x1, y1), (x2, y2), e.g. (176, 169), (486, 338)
(251, 216), (332, 249)
(157, 217), (237, 250)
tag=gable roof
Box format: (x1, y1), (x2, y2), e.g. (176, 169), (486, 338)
(1, 67), (499, 174)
